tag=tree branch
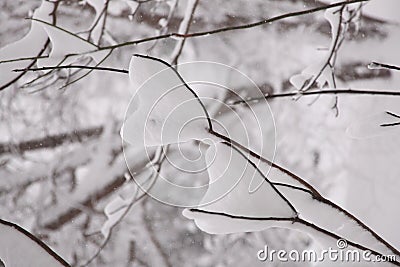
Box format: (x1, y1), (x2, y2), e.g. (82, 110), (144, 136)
(188, 209), (400, 266)
(0, 126), (103, 155)
(0, 0), (60, 92)
(14, 65), (128, 74)
(369, 62), (400, 72)
(80, 148), (165, 266)
(95, 0), (368, 52)
(209, 129), (400, 258)
(0, 219), (70, 266)
(170, 0), (199, 65)
(127, 55), (398, 258)
(229, 88), (400, 105)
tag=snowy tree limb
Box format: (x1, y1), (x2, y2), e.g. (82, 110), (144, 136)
(0, 218), (70, 266)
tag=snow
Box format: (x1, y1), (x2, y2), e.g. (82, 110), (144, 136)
(0, 0), (53, 88)
(169, 0), (198, 63)
(0, 0), (109, 90)
(101, 194), (136, 237)
(346, 111), (400, 138)
(86, 0), (106, 44)
(321, 0), (400, 24)
(278, 186), (393, 256)
(183, 142), (297, 233)
(0, 220), (67, 266)
(183, 142), (395, 258)
(121, 55), (210, 147)
(36, 20), (109, 67)
(289, 6), (342, 91)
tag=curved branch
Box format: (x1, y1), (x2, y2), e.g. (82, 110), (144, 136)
(132, 54), (214, 131)
(0, 219), (70, 266)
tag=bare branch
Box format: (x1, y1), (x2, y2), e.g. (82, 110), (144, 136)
(91, 0), (368, 52)
(0, 0), (60, 92)
(229, 88), (400, 105)
(170, 0), (199, 65)
(299, 6), (345, 91)
(380, 111), (400, 127)
(369, 62), (400, 72)
(14, 65), (128, 74)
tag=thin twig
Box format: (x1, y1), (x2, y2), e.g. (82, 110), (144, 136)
(98, 0), (110, 45)
(188, 209), (400, 266)
(370, 62), (400, 71)
(14, 65), (128, 74)
(80, 147), (166, 266)
(380, 122), (400, 127)
(221, 141), (299, 215)
(134, 53), (400, 257)
(1, 0), (368, 92)
(56, 49), (113, 90)
(229, 88), (400, 105)
(300, 6), (345, 91)
(146, 0), (178, 53)
(380, 111), (400, 127)
(170, 0), (199, 65)
(0, 41), (50, 92)
(133, 54), (213, 130)
(0, 56), (50, 64)
(386, 111), (400, 119)
(88, 0), (368, 53)
(0, 0), (62, 91)
(209, 129), (400, 258)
